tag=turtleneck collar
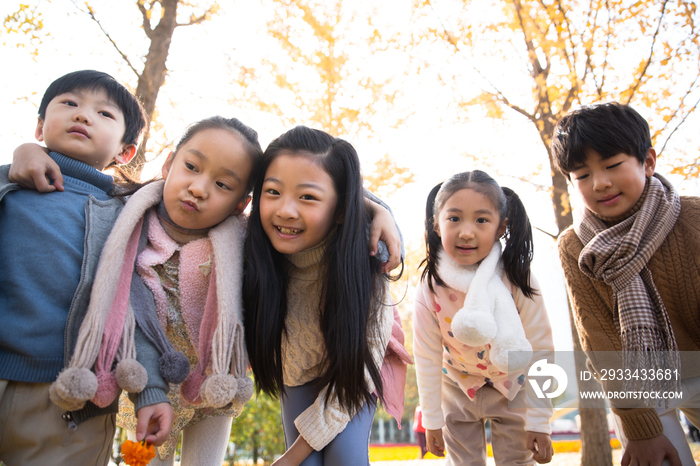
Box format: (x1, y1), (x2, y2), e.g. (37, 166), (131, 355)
(49, 151), (114, 194)
(285, 229), (335, 271)
(590, 176), (651, 226)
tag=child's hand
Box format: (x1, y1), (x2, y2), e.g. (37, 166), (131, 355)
(9, 143), (63, 192)
(135, 402), (175, 447)
(366, 199), (402, 273)
(271, 434), (313, 466)
(526, 431), (553, 463)
(621, 435), (682, 466)
(426, 428), (445, 457)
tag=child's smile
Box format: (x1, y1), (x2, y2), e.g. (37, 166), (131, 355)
(260, 153), (339, 255)
(435, 188), (507, 266)
(569, 149), (655, 219)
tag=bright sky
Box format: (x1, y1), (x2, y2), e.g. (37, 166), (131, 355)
(2, 0), (699, 353)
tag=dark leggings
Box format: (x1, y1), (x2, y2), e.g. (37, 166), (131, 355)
(281, 382), (376, 466)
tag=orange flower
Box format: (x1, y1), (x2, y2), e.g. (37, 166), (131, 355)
(121, 439), (157, 466)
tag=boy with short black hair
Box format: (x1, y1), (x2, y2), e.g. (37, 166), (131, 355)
(553, 102), (700, 466)
(0, 70), (172, 465)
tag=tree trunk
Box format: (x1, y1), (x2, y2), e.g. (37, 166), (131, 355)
(536, 115), (611, 465)
(131, 0), (180, 177)
(252, 434), (259, 464)
(536, 115), (574, 236)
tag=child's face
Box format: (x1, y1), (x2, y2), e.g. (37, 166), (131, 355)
(568, 149), (656, 218)
(259, 153), (339, 255)
(35, 88), (135, 170)
(435, 188), (506, 266)
(161, 128), (253, 231)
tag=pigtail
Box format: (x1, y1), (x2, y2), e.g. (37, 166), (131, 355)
(419, 182), (446, 293)
(501, 187), (536, 298)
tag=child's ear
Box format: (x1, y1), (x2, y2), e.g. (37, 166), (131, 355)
(433, 218), (441, 237)
(497, 218), (508, 238)
(232, 196), (251, 216)
(644, 148), (657, 177)
(35, 117), (45, 142)
(161, 152), (176, 180)
(114, 145), (137, 165)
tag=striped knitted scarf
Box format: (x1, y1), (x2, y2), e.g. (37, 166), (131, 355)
(574, 173), (681, 395)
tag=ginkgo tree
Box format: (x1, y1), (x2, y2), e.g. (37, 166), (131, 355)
(226, 0), (415, 195)
(413, 0), (700, 235)
(4, 0), (220, 175)
(2, 3), (45, 59)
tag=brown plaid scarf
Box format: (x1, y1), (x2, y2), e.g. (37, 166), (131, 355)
(574, 173), (681, 396)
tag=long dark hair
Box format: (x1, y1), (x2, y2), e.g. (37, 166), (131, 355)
(244, 126), (386, 414)
(420, 170), (536, 298)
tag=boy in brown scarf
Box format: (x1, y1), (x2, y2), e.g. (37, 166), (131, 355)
(552, 102), (700, 466)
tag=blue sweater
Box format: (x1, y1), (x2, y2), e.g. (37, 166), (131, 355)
(0, 152), (114, 382)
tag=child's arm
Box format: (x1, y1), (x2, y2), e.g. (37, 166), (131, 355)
(135, 402), (175, 446)
(426, 428), (445, 457)
(271, 435), (314, 466)
(621, 436), (682, 466)
(9, 143), (64, 192)
(364, 192), (403, 273)
(413, 281), (448, 431)
(526, 431), (553, 464)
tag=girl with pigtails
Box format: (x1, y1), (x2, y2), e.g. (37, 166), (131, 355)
(414, 170), (555, 465)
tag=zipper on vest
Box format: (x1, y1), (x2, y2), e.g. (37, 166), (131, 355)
(61, 412), (78, 446)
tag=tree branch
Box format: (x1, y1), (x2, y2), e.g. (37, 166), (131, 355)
(656, 70), (700, 139)
(657, 92), (700, 157)
(626, 0), (669, 104)
(511, 0), (545, 78)
(179, 4), (218, 27)
(136, 0), (154, 39)
(426, 0), (530, 120)
(75, 1), (141, 79)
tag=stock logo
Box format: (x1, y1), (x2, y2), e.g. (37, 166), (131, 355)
(528, 359), (568, 399)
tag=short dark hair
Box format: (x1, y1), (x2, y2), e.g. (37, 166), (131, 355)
(38, 70), (146, 146)
(551, 102), (652, 176)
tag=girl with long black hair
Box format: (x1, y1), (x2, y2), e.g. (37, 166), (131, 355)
(244, 126), (408, 466)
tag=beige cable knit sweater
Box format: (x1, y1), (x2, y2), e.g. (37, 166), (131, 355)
(282, 239), (393, 451)
(558, 195), (700, 440)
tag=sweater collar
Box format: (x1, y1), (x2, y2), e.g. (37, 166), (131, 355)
(285, 230), (334, 271)
(48, 151), (114, 194)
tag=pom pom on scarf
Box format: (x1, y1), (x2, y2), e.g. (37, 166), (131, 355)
(159, 350), (190, 384)
(116, 358), (148, 393)
(233, 376), (254, 407)
(49, 367), (97, 411)
(200, 374), (238, 408)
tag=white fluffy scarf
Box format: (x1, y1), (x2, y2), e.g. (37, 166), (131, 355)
(437, 243), (532, 373)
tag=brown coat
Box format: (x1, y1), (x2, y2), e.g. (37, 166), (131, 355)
(558, 196), (700, 440)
